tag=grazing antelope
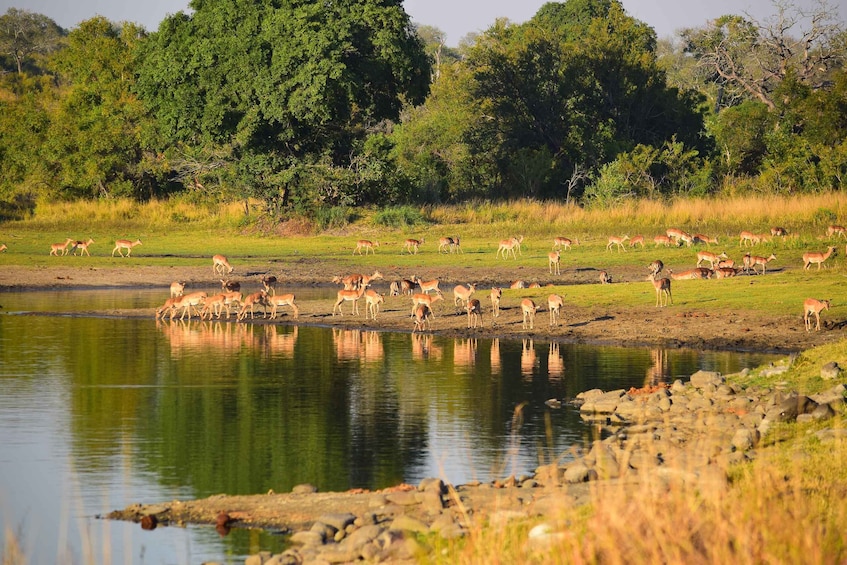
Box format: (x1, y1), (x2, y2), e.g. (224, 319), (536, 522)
(714, 267), (739, 278)
(50, 238), (75, 256)
(510, 280), (526, 289)
(771, 227), (788, 238)
(667, 228), (692, 246)
(548, 293), (563, 326)
(548, 250), (561, 275)
(453, 283), (476, 311)
(438, 236), (455, 253)
(496, 236), (522, 259)
(112, 238), (142, 257)
(72, 238), (95, 256)
(412, 304), (433, 332)
(628, 235), (645, 249)
(238, 290), (269, 320)
(333, 285), (367, 316)
(170, 281), (185, 298)
(648, 274), (672, 307)
(803, 298), (831, 332)
(353, 239), (379, 255)
(599, 271), (612, 284)
(221, 279), (241, 292)
(696, 250), (728, 269)
(669, 268), (711, 280)
(693, 234), (718, 245)
(411, 292), (444, 317)
(466, 298), (482, 328)
(552, 236), (577, 251)
(364, 289), (384, 320)
(413, 276), (441, 295)
(803, 246), (837, 270)
(648, 260), (664, 277)
(607, 235), (629, 252)
(269, 293), (299, 319)
(739, 231), (758, 247)
(212, 254), (233, 275)
(521, 298), (538, 330)
(445, 236), (463, 254)
(261, 275), (278, 296)
(155, 297), (181, 320)
(390, 279), (415, 296)
(826, 225), (846, 239)
(403, 237), (424, 255)
(654, 235), (673, 247)
(0, 243), (6, 252)
(490, 287), (502, 318)
(748, 253), (777, 275)
(175, 291), (207, 321)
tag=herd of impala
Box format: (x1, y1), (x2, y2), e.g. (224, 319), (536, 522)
(7, 223), (841, 333)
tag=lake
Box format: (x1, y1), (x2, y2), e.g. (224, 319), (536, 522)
(0, 288), (779, 564)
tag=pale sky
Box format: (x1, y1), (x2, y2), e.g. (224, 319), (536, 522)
(0, 0), (833, 42)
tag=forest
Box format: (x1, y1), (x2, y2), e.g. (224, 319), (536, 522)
(0, 0), (845, 222)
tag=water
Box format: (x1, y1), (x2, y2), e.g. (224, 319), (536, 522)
(0, 289), (779, 564)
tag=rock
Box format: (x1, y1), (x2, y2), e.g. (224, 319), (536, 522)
(290, 531), (324, 546)
(338, 524), (383, 552)
(419, 489), (444, 513)
(291, 483), (318, 494)
(563, 462), (595, 484)
(389, 515), (429, 533)
(419, 478), (446, 494)
(811, 403), (836, 421)
(689, 370), (723, 389)
(316, 513), (356, 532)
(731, 428), (759, 451)
(821, 361), (842, 380)
(385, 492), (419, 506)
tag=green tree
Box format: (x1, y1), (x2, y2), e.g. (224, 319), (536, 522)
(0, 8), (64, 74)
(136, 0), (430, 213)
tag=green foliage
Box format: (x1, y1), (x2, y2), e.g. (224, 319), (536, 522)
(0, 8), (64, 74)
(371, 205), (427, 228)
(313, 206), (357, 231)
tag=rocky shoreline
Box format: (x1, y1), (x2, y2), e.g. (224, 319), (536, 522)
(108, 361), (847, 564)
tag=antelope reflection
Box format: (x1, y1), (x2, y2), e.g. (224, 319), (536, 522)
(157, 318), (250, 357)
(263, 325), (299, 358)
(490, 338), (501, 374)
(646, 348), (668, 387)
(521, 338), (537, 377)
(453, 338), (478, 371)
(547, 342), (564, 380)
(332, 328), (384, 363)
(411, 332), (443, 361)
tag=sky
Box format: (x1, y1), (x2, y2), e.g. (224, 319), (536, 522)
(0, 0), (833, 43)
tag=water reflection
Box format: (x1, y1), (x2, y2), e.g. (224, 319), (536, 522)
(548, 342), (565, 380)
(412, 332), (443, 361)
(521, 338), (537, 377)
(453, 338), (478, 371)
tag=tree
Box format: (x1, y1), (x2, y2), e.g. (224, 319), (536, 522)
(135, 0), (431, 212)
(0, 9), (64, 74)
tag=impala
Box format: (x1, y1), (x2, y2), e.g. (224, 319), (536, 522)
(465, 298), (482, 329)
(449, 236), (463, 253)
(599, 271), (612, 284)
(220, 290), (243, 318)
(548, 250), (561, 275)
(693, 234), (718, 245)
(803, 246), (837, 270)
(714, 267), (739, 278)
(170, 281), (185, 298)
(803, 298), (831, 332)
(200, 294), (229, 320)
(606, 235), (629, 252)
(238, 290), (268, 320)
(628, 235), (645, 249)
(739, 231), (758, 247)
(452, 283), (476, 311)
(413, 276), (441, 295)
(771, 227), (788, 238)
(548, 293), (563, 326)
(696, 250), (728, 269)
(717, 259), (735, 269)
(333, 285), (367, 316)
(175, 291), (207, 321)
(666, 228), (692, 246)
(50, 238), (75, 256)
(353, 239), (379, 255)
(0, 243), (6, 252)
(364, 289), (384, 320)
(72, 238), (95, 256)
(361, 270), (383, 288)
(438, 236), (455, 254)
(654, 235), (672, 247)
(390, 279), (415, 296)
(496, 236), (522, 259)
(552, 237), (577, 251)
(749, 253), (777, 275)
(410, 292), (444, 317)
(155, 297), (181, 320)
(826, 225), (846, 239)
(261, 275), (278, 296)
(412, 304), (433, 332)
(490, 287), (502, 318)
(212, 254), (234, 275)
(510, 280), (526, 289)
(648, 274), (672, 307)
(269, 293), (299, 319)
(648, 259), (664, 277)
(221, 279), (241, 292)
(669, 268), (711, 280)
(402, 237), (424, 255)
(521, 298), (538, 330)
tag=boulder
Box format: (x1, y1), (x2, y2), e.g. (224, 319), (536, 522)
(689, 370), (723, 389)
(821, 361), (842, 380)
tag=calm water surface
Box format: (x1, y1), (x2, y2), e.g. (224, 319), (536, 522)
(0, 288), (779, 564)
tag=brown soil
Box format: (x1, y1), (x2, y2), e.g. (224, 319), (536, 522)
(2, 260), (842, 541)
